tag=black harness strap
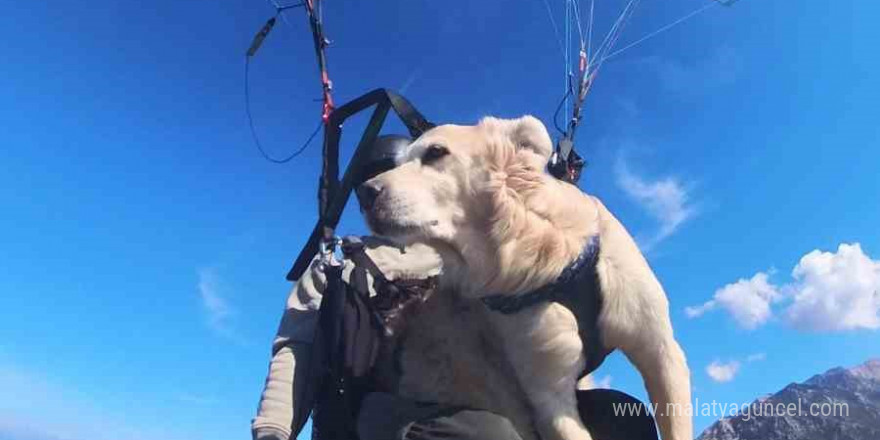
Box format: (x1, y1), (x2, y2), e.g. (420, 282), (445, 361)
(301, 243), (388, 440)
(481, 236), (612, 376)
(295, 260), (345, 439)
(288, 89), (434, 282)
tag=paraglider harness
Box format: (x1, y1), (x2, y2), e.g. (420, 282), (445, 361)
(277, 90), (595, 440)
(242, 0), (747, 438)
(245, 3), (595, 440)
(284, 90), (441, 440)
(247, 7), (447, 440)
(280, 90), (594, 440)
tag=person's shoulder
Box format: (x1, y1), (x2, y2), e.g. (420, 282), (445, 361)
(356, 236), (443, 281)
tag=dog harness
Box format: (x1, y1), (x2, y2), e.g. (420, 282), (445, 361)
(481, 235), (612, 377)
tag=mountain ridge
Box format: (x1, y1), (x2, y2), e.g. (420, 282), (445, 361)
(697, 358), (880, 440)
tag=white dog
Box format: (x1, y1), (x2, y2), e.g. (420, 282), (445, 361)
(357, 116), (692, 440)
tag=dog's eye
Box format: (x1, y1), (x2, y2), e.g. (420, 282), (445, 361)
(422, 144), (449, 165)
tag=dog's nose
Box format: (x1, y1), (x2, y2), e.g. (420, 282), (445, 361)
(356, 183), (381, 210)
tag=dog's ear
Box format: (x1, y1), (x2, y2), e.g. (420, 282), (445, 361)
(480, 116), (554, 166)
(508, 115), (554, 162)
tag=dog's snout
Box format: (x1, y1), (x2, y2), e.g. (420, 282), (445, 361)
(356, 183), (381, 210)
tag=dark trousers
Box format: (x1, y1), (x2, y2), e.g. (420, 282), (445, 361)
(357, 390), (658, 440)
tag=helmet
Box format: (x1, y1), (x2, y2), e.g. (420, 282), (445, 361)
(356, 134), (411, 185)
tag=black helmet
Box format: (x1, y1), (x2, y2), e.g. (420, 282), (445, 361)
(357, 134), (411, 185)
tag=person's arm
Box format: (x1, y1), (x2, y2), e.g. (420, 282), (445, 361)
(252, 239), (443, 440)
(252, 259), (327, 440)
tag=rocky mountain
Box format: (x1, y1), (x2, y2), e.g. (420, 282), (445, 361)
(698, 359), (880, 440)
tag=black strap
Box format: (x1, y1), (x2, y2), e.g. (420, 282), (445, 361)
(386, 91), (434, 138)
(291, 261), (344, 439)
(246, 16), (276, 57)
(481, 236), (611, 376)
(288, 89), (434, 281)
(342, 237), (391, 286)
(481, 236), (600, 314)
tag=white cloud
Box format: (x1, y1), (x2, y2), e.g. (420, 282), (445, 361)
(594, 374), (613, 389)
(577, 374), (613, 390)
(687, 243), (880, 332)
(686, 272), (780, 330)
(197, 267), (243, 343)
(684, 301), (714, 319)
(615, 159), (696, 249)
(703, 354), (764, 384)
(746, 353), (766, 362)
(785, 243), (880, 331)
(706, 360), (740, 383)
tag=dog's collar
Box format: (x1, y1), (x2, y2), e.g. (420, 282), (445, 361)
(481, 235), (601, 314)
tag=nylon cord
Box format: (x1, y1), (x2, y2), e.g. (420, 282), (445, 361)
(603, 1), (719, 62)
(538, 0), (567, 60)
(244, 55), (323, 164)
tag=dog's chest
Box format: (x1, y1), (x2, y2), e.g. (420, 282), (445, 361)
(373, 291), (538, 440)
(489, 302), (587, 378)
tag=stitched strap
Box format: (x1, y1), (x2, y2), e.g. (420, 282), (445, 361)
(481, 235), (600, 314)
(341, 236), (390, 288)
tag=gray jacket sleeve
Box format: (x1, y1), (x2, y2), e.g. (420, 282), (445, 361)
(251, 240), (443, 440)
(251, 256), (329, 440)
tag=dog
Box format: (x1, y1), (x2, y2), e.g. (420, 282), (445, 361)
(357, 115), (692, 440)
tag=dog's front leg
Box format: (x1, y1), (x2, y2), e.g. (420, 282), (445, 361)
(621, 332), (692, 440)
(602, 295), (693, 440)
(525, 387), (592, 440)
(487, 304), (593, 440)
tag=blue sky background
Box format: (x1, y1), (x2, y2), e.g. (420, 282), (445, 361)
(2, 1), (879, 439)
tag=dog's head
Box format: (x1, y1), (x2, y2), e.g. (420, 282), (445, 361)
(357, 115), (554, 257)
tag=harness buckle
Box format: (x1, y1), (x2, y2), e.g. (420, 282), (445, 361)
(317, 236), (343, 271)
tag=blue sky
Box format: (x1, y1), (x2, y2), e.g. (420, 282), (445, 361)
(1, 1), (879, 439)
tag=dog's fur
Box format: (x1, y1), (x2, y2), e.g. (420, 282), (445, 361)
(374, 285), (540, 440)
(361, 116), (692, 440)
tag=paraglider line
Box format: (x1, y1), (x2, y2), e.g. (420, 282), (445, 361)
(603, 1), (720, 62)
(245, 56), (323, 164)
(539, 0), (567, 61)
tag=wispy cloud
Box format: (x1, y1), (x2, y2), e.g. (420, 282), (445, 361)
(0, 422), (65, 440)
(615, 157), (697, 249)
(0, 362), (171, 440)
(197, 267), (245, 343)
(706, 360), (740, 383)
(175, 392), (219, 406)
(746, 352), (767, 363)
(687, 243), (880, 332)
(399, 68), (422, 95)
(638, 47), (742, 98)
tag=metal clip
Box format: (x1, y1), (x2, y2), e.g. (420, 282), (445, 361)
(316, 236), (343, 272)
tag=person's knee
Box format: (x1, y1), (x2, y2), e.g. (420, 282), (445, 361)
(405, 409), (522, 440)
(357, 392), (522, 440)
(456, 410), (522, 440)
